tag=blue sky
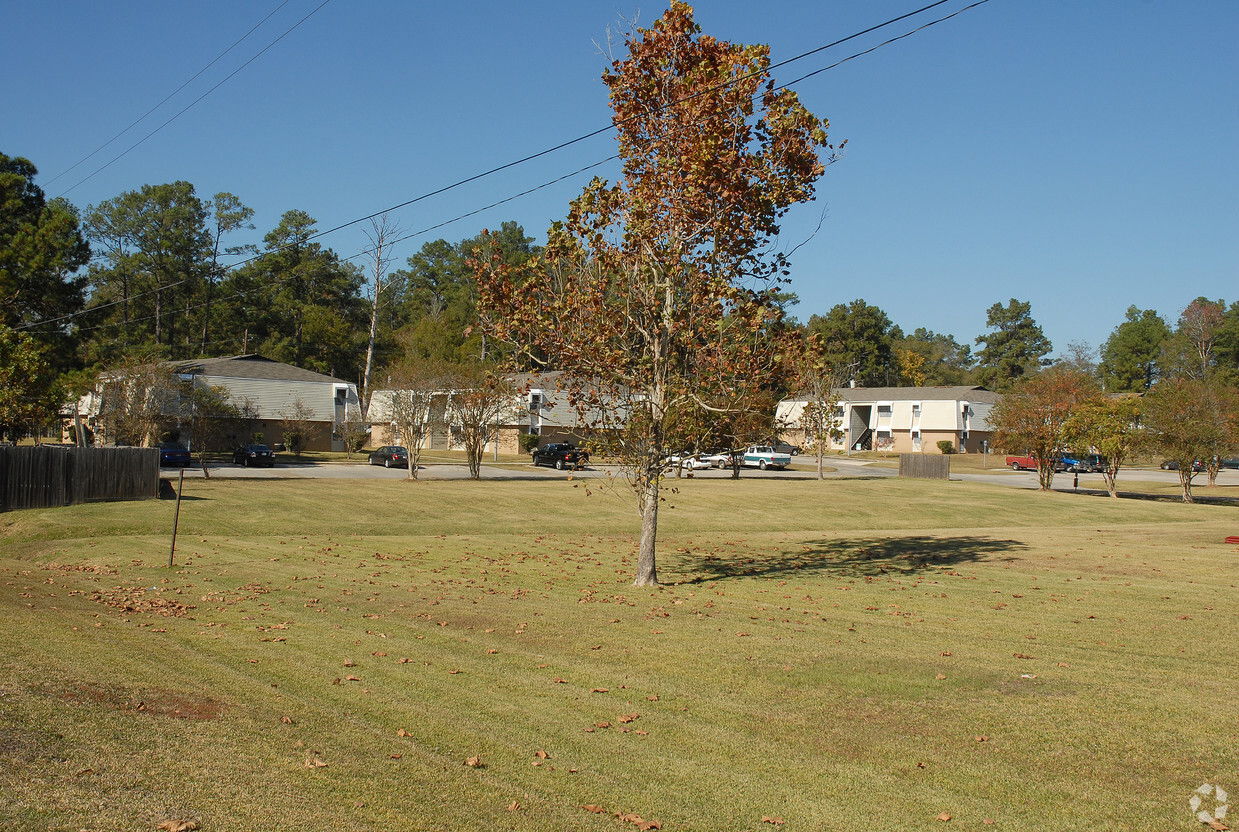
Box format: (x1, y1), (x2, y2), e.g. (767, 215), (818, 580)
(5, 1), (1236, 358)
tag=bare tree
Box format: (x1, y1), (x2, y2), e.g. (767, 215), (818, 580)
(445, 368), (516, 480)
(183, 384), (243, 478)
(361, 214), (402, 415)
(96, 356), (179, 447)
(279, 396), (321, 457)
(382, 361), (450, 480)
(794, 353), (847, 480)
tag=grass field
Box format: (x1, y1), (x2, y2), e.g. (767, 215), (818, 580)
(3, 476), (1237, 831)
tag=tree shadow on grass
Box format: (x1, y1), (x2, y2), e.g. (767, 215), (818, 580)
(675, 535), (1028, 584)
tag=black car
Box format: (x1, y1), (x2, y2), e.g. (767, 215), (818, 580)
(532, 442), (589, 470)
(1159, 459), (1203, 472)
(233, 444), (276, 467)
(159, 442), (191, 467)
(772, 441), (801, 456)
(1222, 458), (1239, 470)
(368, 445), (409, 468)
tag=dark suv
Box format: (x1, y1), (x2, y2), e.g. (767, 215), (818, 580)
(233, 444), (276, 467)
(532, 443), (589, 470)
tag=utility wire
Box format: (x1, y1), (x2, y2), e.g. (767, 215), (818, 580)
(44, 0), (294, 189)
(23, 0), (991, 333)
(55, 0), (335, 199)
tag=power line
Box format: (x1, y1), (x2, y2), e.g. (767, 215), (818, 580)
(55, 0), (336, 199)
(44, 0), (294, 189)
(22, 0), (992, 334)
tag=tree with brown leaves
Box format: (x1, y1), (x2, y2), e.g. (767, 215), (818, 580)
(475, 3), (836, 585)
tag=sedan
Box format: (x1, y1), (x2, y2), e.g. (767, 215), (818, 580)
(701, 451), (737, 469)
(532, 443), (589, 470)
(233, 444), (276, 467)
(1159, 459), (1203, 472)
(665, 453), (712, 471)
(368, 445), (409, 468)
(159, 442), (191, 467)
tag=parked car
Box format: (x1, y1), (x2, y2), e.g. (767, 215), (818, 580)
(664, 453), (711, 471)
(1005, 454), (1067, 473)
(532, 443), (589, 470)
(1081, 453), (1109, 473)
(233, 444), (276, 467)
(1159, 459), (1203, 472)
(367, 445), (408, 468)
(772, 441), (801, 456)
(701, 450), (738, 469)
(740, 444), (792, 470)
(159, 442), (191, 467)
(1221, 458), (1239, 470)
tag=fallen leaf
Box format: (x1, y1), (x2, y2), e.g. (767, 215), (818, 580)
(762, 816), (785, 825)
(646, 695), (659, 701)
(553, 678), (567, 684)
(583, 804), (605, 813)
(637, 821), (662, 831)
(592, 687), (609, 693)
(397, 728), (410, 737)
(618, 713), (639, 724)
(372, 651), (387, 657)
(465, 755), (484, 768)
(1207, 820), (1227, 831)
(975, 735), (990, 742)
(535, 749), (550, 759)
(1057, 662), (1070, 667)
(305, 758), (328, 768)
(1013, 653), (1034, 659)
(935, 673), (946, 680)
(343, 659), (356, 667)
(280, 715), (294, 724)
(353, 800), (365, 808)
(595, 721), (612, 729)
(936, 812), (952, 821)
(983, 819), (995, 825)
(156, 821), (200, 832)
(507, 800), (521, 812)
(345, 674), (361, 682)
(389, 754), (402, 759)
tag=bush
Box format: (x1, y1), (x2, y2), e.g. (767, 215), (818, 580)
(519, 433), (542, 453)
(937, 440), (956, 455)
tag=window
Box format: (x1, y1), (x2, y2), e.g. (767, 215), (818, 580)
(877, 405), (892, 415)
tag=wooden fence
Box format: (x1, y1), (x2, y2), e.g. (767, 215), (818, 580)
(0, 445), (160, 511)
(898, 453), (951, 481)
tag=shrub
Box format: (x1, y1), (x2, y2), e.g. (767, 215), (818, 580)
(937, 440), (956, 455)
(519, 433), (542, 452)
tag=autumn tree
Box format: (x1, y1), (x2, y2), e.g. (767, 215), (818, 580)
(1062, 396), (1142, 498)
(445, 368), (516, 480)
(1141, 377), (1238, 502)
(475, 3), (835, 585)
(989, 368), (1097, 490)
(792, 349), (845, 480)
(378, 359), (452, 481)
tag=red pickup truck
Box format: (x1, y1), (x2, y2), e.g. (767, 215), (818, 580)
(1006, 454), (1067, 472)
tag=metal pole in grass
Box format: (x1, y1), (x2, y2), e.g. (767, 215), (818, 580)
(169, 467), (185, 567)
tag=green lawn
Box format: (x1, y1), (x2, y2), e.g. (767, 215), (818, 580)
(2, 477), (1236, 830)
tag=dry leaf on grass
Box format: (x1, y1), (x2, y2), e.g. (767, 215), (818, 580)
(397, 728), (410, 737)
(305, 758), (328, 768)
(465, 755), (484, 768)
(592, 687), (609, 693)
(617, 713), (639, 723)
(595, 721), (611, 729)
(345, 675), (361, 682)
(280, 715), (294, 724)
(343, 659), (356, 667)
(936, 812), (952, 821)
(507, 800), (521, 812)
(156, 821), (199, 832)
(535, 749), (550, 759)
(583, 804), (605, 814)
(762, 816), (785, 825)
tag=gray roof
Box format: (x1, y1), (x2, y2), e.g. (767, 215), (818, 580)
(170, 355), (347, 385)
(831, 385), (999, 404)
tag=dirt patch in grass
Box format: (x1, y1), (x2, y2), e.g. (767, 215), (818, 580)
(50, 680), (226, 721)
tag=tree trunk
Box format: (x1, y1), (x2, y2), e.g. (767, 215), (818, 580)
(1037, 462), (1054, 491)
(633, 473), (660, 587)
(816, 445), (824, 480)
(1103, 470), (1118, 498)
(1179, 469), (1194, 503)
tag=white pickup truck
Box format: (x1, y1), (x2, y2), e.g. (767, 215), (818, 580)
(740, 444), (791, 470)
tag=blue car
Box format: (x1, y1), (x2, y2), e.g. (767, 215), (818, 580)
(158, 442), (191, 467)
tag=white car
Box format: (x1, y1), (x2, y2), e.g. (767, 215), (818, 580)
(664, 453), (712, 471)
(701, 451), (737, 469)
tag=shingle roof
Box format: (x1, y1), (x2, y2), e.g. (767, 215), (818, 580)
(826, 385), (999, 404)
(170, 355), (346, 385)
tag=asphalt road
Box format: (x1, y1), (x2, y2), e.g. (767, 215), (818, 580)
(169, 456), (1238, 493)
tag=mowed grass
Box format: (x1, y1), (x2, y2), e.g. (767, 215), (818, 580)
(2, 477), (1237, 831)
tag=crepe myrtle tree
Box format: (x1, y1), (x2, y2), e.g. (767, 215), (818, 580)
(1142, 376), (1239, 502)
(1062, 395), (1143, 498)
(474, 2), (837, 586)
(989, 368), (1098, 491)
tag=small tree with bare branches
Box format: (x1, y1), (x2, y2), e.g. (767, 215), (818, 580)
(446, 368), (516, 480)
